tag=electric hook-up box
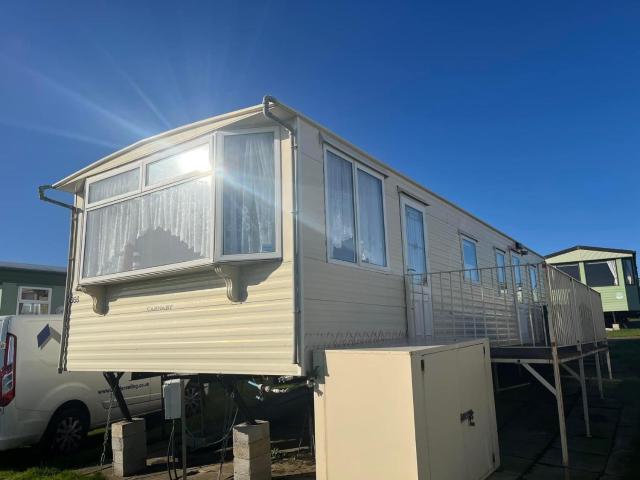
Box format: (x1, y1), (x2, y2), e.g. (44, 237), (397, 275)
(163, 379), (182, 420)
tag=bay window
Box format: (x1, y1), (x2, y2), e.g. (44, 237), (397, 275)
(80, 128), (281, 284)
(324, 148), (387, 268)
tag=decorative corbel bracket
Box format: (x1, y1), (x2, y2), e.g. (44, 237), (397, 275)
(214, 264), (247, 303)
(78, 284), (109, 315)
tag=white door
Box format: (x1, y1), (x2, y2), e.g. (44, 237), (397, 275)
(400, 196), (433, 338)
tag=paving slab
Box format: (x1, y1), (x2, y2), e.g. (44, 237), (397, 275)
(523, 464), (599, 480)
(499, 454), (532, 474)
(551, 434), (613, 455)
(538, 447), (607, 473)
(604, 448), (636, 477)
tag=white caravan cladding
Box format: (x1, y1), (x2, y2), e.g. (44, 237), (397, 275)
(49, 97), (544, 377)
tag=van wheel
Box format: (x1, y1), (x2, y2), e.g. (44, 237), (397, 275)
(46, 407), (89, 453)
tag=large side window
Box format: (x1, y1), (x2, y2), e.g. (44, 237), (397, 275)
(622, 258), (636, 286)
(529, 266), (540, 302)
(325, 151), (356, 263)
(584, 260), (618, 287)
(218, 130), (280, 259)
(556, 263), (581, 281)
(461, 236), (479, 283)
(324, 149), (387, 268)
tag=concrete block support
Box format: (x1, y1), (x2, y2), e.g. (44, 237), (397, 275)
(111, 418), (147, 477)
(233, 420), (271, 480)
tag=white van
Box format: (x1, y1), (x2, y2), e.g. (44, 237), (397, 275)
(0, 315), (161, 452)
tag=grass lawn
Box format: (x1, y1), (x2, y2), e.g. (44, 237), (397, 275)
(607, 328), (640, 338)
(0, 467), (103, 480)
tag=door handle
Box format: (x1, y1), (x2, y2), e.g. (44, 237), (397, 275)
(460, 409), (475, 426)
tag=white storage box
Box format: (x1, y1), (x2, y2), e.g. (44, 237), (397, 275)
(313, 339), (499, 480)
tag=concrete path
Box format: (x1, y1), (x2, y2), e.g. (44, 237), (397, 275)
(489, 363), (638, 479)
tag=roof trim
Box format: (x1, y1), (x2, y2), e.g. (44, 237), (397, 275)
(0, 261), (67, 274)
(52, 104), (266, 190)
(546, 245), (637, 259)
(51, 96), (543, 259)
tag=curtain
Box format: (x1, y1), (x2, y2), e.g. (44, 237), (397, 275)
(222, 132), (276, 255)
(357, 170), (387, 266)
(83, 177), (212, 278)
(606, 260), (618, 285)
(326, 152), (356, 262)
(88, 168), (139, 204)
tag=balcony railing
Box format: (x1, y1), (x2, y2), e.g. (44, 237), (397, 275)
(405, 262), (606, 348)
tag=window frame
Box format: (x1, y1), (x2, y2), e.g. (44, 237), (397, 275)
(528, 265), (540, 302)
(16, 286), (52, 315)
(460, 234), (480, 283)
(400, 195), (430, 278)
(510, 251), (523, 286)
(213, 127), (282, 262)
(323, 145), (390, 272)
(584, 260), (619, 287)
(555, 262), (581, 282)
(494, 247), (507, 289)
(622, 257), (637, 286)
(79, 135), (217, 285)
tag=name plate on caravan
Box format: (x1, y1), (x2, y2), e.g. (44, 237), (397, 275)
(147, 305), (174, 312)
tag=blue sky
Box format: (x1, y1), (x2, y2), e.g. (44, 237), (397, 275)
(1, 1), (639, 267)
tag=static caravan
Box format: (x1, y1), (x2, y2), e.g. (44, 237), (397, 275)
(546, 245), (640, 326)
(45, 97), (553, 378)
(44, 97), (610, 471)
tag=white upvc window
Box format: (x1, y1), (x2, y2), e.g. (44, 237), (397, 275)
(461, 235), (480, 283)
(214, 127), (281, 261)
(17, 286), (52, 315)
(494, 248), (507, 288)
(323, 146), (388, 269)
(80, 128), (281, 284)
(529, 265), (540, 302)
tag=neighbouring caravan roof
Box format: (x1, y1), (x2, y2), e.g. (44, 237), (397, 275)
(53, 98), (540, 259)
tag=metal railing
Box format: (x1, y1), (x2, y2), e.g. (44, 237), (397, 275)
(405, 262), (606, 348)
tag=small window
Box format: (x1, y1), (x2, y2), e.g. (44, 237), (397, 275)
(556, 263), (581, 281)
(622, 258), (636, 286)
(145, 143), (210, 186)
(495, 249), (507, 287)
(461, 236), (479, 283)
(88, 168), (139, 204)
(529, 266), (540, 302)
(324, 148), (387, 268)
(17, 287), (51, 315)
(584, 260), (618, 287)
(511, 252), (522, 286)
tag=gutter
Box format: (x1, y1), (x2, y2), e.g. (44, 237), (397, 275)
(38, 185), (78, 373)
(262, 96), (301, 366)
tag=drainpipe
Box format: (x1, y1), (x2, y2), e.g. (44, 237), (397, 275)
(262, 96), (301, 365)
(39, 185), (78, 373)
